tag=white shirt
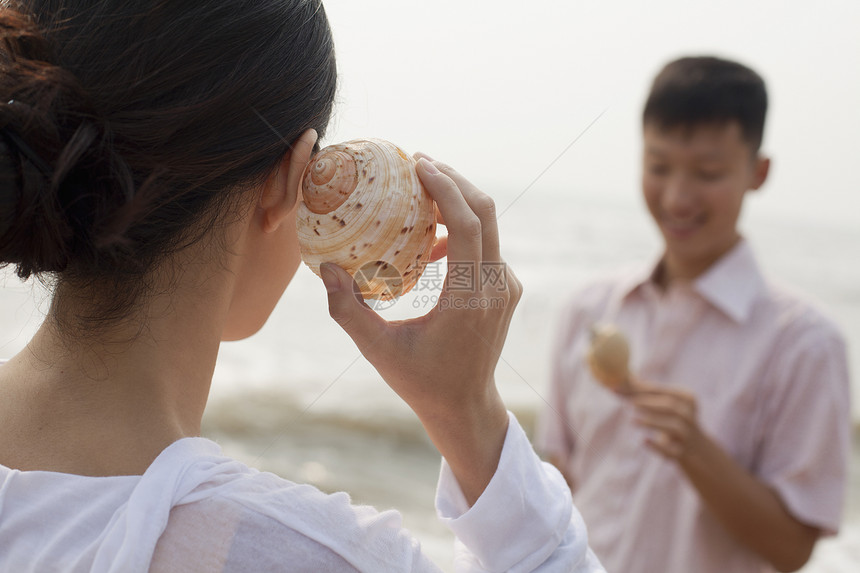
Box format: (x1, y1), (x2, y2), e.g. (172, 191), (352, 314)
(0, 411), (604, 572)
(536, 240), (851, 573)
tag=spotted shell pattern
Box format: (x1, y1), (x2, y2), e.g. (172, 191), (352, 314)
(296, 139), (437, 300)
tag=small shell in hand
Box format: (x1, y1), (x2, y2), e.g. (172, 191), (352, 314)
(296, 139), (437, 300)
(587, 323), (632, 393)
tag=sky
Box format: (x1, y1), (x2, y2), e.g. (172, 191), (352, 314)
(321, 0), (860, 229)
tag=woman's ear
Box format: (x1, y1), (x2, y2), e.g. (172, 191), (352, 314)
(260, 129), (318, 233)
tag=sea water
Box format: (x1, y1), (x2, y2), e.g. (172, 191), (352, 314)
(0, 187), (857, 571)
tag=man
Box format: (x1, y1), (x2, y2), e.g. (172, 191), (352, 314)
(537, 56), (851, 573)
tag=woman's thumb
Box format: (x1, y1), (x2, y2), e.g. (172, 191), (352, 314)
(319, 262), (388, 353)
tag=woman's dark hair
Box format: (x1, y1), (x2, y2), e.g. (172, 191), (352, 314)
(0, 0), (337, 325)
(643, 56), (767, 152)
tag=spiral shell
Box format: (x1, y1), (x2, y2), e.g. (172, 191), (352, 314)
(296, 139), (437, 300)
(586, 323), (632, 393)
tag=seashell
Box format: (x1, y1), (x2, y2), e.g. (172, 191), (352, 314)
(296, 139), (437, 300)
(586, 323), (632, 394)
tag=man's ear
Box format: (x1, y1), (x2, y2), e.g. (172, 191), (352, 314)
(260, 129), (318, 233)
(750, 155), (770, 191)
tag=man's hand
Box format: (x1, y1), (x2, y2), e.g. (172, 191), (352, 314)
(625, 379), (819, 571)
(630, 381), (705, 461)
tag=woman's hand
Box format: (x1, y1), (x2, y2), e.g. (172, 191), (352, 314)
(318, 156), (521, 505)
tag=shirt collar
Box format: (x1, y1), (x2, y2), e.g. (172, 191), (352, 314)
(620, 239), (765, 324)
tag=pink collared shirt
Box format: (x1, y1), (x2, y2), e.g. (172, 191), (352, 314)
(536, 240), (851, 573)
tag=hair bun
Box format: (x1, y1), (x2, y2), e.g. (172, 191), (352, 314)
(1, 0), (337, 327)
(0, 6), (123, 279)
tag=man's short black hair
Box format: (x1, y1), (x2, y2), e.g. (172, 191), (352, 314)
(643, 56), (768, 152)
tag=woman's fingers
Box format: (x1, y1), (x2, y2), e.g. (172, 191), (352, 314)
(429, 235), (448, 262)
(434, 203), (446, 226)
(433, 162), (501, 263)
(413, 153), (448, 226)
(413, 156), (514, 323)
(319, 263), (391, 362)
(506, 264), (523, 306)
(415, 158), (481, 271)
(416, 153), (501, 263)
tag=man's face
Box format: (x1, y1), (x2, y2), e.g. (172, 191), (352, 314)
(641, 120), (769, 279)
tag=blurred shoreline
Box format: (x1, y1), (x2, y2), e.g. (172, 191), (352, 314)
(201, 388), (860, 572)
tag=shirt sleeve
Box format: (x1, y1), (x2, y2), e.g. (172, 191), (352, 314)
(755, 324), (852, 535)
(436, 412), (605, 572)
(153, 478), (443, 573)
(152, 414), (603, 573)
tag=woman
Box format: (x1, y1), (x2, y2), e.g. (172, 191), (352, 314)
(0, 1), (602, 571)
